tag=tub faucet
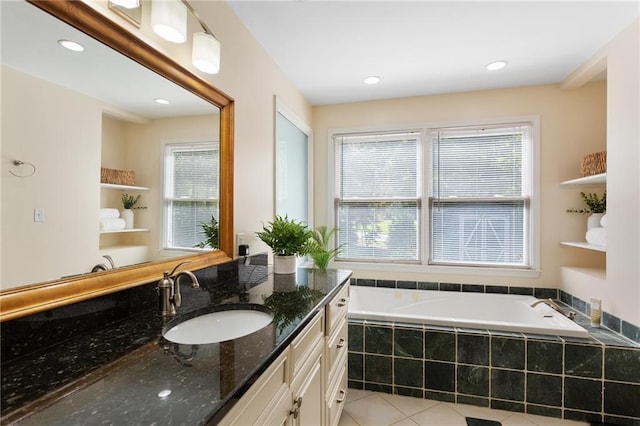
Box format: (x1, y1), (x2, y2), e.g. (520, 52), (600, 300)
(530, 298), (563, 313)
(91, 255), (115, 273)
(158, 261), (200, 316)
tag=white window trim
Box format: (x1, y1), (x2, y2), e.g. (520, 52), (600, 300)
(327, 116), (540, 278)
(159, 137), (219, 258)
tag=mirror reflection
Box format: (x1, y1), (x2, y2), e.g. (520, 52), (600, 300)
(1, 1), (220, 289)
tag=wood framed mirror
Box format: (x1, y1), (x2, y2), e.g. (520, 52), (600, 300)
(0, 0), (234, 322)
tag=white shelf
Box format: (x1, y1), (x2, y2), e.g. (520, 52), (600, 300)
(100, 228), (150, 234)
(100, 183), (149, 191)
(560, 241), (606, 252)
(560, 173), (606, 186)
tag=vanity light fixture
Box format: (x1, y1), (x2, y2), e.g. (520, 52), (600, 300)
(110, 0), (140, 9)
(58, 39), (85, 52)
(363, 76), (381, 85)
(192, 32), (221, 74)
(151, 0), (187, 43)
(154, 98), (171, 105)
(486, 60), (508, 71)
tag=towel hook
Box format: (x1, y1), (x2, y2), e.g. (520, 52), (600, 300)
(9, 160), (36, 178)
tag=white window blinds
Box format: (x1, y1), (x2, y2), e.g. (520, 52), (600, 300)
(164, 142), (219, 250)
(335, 131), (421, 262)
(429, 124), (531, 267)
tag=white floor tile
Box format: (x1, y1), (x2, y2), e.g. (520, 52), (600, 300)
(390, 418), (420, 426)
(521, 413), (589, 425)
(345, 388), (373, 404)
(502, 414), (536, 425)
(380, 393), (440, 417)
(344, 394), (407, 426)
(410, 404), (468, 426)
(446, 402), (513, 422)
(338, 410), (359, 426)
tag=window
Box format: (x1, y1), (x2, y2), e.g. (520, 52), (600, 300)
(163, 142), (219, 251)
(334, 131), (421, 262)
(430, 123), (532, 268)
(332, 120), (535, 271)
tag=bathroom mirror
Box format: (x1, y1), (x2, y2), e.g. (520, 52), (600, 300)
(0, 0), (234, 321)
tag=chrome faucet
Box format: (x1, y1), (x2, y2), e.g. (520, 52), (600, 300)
(91, 255), (115, 273)
(158, 261), (200, 316)
(530, 298), (563, 313)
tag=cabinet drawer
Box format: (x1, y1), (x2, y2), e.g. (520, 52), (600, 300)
(290, 310), (324, 377)
(326, 284), (349, 336)
(326, 357), (348, 426)
(326, 317), (347, 377)
(221, 350), (289, 425)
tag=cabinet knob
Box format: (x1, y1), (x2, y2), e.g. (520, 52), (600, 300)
(336, 338), (346, 349)
(336, 389), (346, 403)
(290, 396), (303, 419)
(337, 297), (349, 307)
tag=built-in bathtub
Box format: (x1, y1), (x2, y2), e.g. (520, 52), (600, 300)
(349, 286), (589, 338)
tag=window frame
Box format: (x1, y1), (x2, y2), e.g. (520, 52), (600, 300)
(161, 139), (219, 254)
(328, 116), (540, 278)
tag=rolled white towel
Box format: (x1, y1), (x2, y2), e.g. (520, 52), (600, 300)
(100, 208), (120, 219)
(600, 214), (607, 228)
(585, 227), (606, 247)
(100, 218), (126, 231)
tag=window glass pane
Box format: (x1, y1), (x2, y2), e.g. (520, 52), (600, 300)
(173, 149), (219, 199)
(431, 200), (526, 266)
(168, 200), (218, 249)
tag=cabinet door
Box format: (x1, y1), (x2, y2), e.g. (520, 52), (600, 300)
(292, 351), (323, 426)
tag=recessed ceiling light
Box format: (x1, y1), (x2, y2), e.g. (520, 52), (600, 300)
(486, 60), (508, 71)
(363, 76), (381, 85)
(58, 39), (84, 52)
(154, 98), (170, 105)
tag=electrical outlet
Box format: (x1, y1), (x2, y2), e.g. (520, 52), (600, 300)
(33, 208), (44, 222)
(236, 233), (245, 247)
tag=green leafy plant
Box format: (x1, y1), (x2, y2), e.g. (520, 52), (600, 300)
(256, 215), (313, 256)
(194, 215), (219, 249)
(263, 286), (325, 331)
(306, 226), (342, 271)
(566, 191), (606, 214)
(121, 193), (146, 210)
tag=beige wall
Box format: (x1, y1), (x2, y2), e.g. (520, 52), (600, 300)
(313, 82), (607, 288)
(1, 66), (103, 286)
(562, 19), (640, 327)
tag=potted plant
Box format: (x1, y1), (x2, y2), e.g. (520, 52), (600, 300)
(256, 215), (313, 274)
(194, 215), (219, 249)
(306, 226), (342, 271)
(120, 193), (146, 229)
(566, 191), (606, 230)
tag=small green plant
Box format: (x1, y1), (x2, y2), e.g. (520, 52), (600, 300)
(566, 191), (606, 214)
(256, 215), (313, 256)
(121, 193), (146, 210)
(306, 226), (342, 271)
(194, 215), (219, 249)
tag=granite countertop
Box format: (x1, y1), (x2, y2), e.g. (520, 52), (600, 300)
(0, 258), (351, 425)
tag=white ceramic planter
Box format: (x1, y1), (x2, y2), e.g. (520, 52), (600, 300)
(121, 209), (134, 229)
(587, 213), (604, 230)
(273, 255), (296, 274)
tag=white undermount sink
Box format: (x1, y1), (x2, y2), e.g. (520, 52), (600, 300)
(163, 307), (273, 345)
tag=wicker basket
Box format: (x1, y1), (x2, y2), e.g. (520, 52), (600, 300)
(100, 168), (136, 186)
(581, 151), (606, 177)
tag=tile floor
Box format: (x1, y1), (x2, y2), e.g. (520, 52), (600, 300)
(338, 390), (589, 426)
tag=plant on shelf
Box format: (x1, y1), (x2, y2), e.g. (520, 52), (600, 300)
(121, 193), (147, 210)
(306, 226), (342, 271)
(256, 215), (313, 274)
(194, 215), (219, 249)
(566, 191), (606, 214)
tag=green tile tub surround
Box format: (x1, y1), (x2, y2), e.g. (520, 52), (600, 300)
(425, 331), (456, 362)
(348, 352), (363, 381)
(605, 347), (640, 382)
(424, 361), (455, 392)
(564, 377), (603, 412)
(364, 354), (392, 384)
(491, 399), (524, 413)
(526, 340), (563, 374)
(457, 365), (489, 397)
(526, 373), (563, 407)
(394, 358), (423, 388)
(564, 343), (603, 378)
(394, 327), (424, 359)
(604, 381), (640, 418)
(394, 385), (423, 399)
(457, 334), (489, 366)
(490, 369), (524, 401)
(364, 325), (393, 355)
(491, 337), (525, 370)
(525, 404), (562, 419)
(348, 322), (364, 352)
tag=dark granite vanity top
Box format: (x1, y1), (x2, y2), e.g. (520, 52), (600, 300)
(0, 254), (351, 425)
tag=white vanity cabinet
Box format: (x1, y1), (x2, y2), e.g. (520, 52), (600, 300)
(220, 283), (350, 426)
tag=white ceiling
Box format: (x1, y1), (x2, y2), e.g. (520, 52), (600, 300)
(228, 1), (640, 105)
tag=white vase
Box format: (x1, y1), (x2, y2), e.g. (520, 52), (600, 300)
(273, 255), (296, 274)
(121, 209), (134, 230)
(587, 213), (604, 230)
